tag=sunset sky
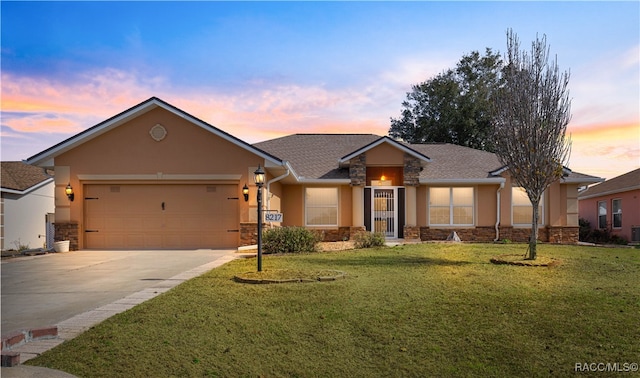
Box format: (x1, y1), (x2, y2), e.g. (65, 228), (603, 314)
(2, 1), (638, 180)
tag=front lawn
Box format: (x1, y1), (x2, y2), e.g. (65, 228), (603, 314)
(28, 244), (639, 377)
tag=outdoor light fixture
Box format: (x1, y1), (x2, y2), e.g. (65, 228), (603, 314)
(242, 183), (249, 202)
(65, 183), (75, 202)
(254, 165), (265, 186)
(254, 165), (265, 272)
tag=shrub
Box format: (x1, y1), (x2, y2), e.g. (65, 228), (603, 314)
(578, 218), (591, 242)
(353, 232), (386, 249)
(262, 227), (319, 254)
(578, 218), (628, 245)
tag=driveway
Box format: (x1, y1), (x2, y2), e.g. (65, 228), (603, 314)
(1, 249), (236, 336)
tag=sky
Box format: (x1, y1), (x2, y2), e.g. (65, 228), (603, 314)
(1, 1), (638, 181)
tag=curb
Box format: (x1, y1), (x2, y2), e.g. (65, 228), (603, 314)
(1, 327), (58, 367)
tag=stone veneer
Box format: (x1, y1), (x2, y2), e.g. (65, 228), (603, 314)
(54, 222), (79, 251)
(419, 226), (578, 244)
(403, 226), (421, 240)
(403, 154), (421, 187)
(312, 227), (352, 242)
(349, 154), (366, 186)
(240, 222), (272, 246)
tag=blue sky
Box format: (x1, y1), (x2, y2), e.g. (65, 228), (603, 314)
(2, 1), (638, 179)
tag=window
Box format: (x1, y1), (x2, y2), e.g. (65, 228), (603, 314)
(305, 188), (338, 226)
(612, 199), (622, 229)
(512, 187), (543, 226)
(598, 200), (607, 229)
(429, 187), (474, 226)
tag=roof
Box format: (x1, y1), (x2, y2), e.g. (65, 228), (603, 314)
(26, 97), (284, 168)
(256, 134), (604, 185)
(578, 168), (640, 199)
(256, 134), (505, 183)
(1, 161), (54, 194)
(255, 134), (381, 180)
(409, 143), (503, 182)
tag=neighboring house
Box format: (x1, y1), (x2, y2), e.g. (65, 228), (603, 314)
(25, 97), (602, 250)
(578, 168), (640, 243)
(1, 161), (55, 251)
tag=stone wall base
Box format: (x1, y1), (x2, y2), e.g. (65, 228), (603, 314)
(403, 226), (420, 240)
(312, 227), (352, 242)
(547, 226), (579, 244)
(239, 224), (580, 247)
(54, 222), (78, 251)
(419, 226), (578, 244)
(240, 223), (274, 247)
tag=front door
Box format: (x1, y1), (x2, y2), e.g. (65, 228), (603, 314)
(373, 188), (397, 238)
(364, 187), (405, 239)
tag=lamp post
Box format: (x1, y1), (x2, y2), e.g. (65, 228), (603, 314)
(254, 165), (265, 272)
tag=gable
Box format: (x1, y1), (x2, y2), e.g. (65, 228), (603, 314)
(339, 136), (430, 167)
(26, 97), (282, 169)
(365, 142), (405, 166)
(54, 106), (263, 175)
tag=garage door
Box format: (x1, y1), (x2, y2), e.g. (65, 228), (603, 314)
(84, 184), (239, 249)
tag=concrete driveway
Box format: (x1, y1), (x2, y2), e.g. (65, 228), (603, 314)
(1, 249), (236, 336)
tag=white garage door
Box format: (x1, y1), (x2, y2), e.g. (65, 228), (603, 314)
(84, 184), (239, 249)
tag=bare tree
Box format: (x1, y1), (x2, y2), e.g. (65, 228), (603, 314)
(493, 30), (572, 260)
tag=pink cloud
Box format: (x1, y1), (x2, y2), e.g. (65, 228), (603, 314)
(1, 68), (395, 152)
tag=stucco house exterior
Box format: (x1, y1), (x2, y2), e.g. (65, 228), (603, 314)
(578, 168), (640, 243)
(25, 97), (602, 250)
(1, 161), (55, 251)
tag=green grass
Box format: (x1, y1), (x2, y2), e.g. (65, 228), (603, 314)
(28, 244), (639, 377)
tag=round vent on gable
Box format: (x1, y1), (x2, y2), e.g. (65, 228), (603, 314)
(149, 124), (167, 141)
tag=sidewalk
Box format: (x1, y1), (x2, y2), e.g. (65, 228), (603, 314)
(1, 252), (238, 377)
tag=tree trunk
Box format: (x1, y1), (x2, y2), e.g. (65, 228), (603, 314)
(528, 200), (540, 260)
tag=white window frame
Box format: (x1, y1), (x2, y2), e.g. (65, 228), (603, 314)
(304, 187), (339, 227)
(598, 200), (607, 229)
(612, 198), (622, 229)
(428, 187), (474, 226)
(511, 187), (544, 227)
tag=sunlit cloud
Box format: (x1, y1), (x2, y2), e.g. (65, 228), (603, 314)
(2, 54), (638, 182)
(568, 122), (640, 180)
(1, 67), (398, 155)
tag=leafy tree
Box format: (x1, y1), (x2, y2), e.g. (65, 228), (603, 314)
(389, 49), (503, 151)
(493, 30), (572, 260)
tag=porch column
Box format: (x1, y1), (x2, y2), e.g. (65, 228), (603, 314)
(405, 186), (417, 226)
(352, 186), (364, 227)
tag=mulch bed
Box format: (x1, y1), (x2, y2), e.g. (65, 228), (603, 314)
(490, 254), (561, 267)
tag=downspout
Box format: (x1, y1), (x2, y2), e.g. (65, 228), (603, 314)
(266, 161), (291, 216)
(494, 182), (505, 242)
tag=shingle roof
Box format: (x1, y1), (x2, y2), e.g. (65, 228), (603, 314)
(408, 143), (503, 181)
(1, 161), (53, 192)
(255, 134), (380, 179)
(578, 168), (640, 199)
(255, 134), (504, 182)
(255, 134), (603, 184)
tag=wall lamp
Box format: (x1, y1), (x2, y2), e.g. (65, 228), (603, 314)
(242, 183), (249, 202)
(65, 183), (75, 202)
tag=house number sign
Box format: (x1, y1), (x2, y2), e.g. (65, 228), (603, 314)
(264, 212), (283, 222)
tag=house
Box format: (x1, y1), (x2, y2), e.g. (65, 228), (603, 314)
(578, 168), (640, 243)
(25, 97), (603, 250)
(1, 161), (55, 251)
